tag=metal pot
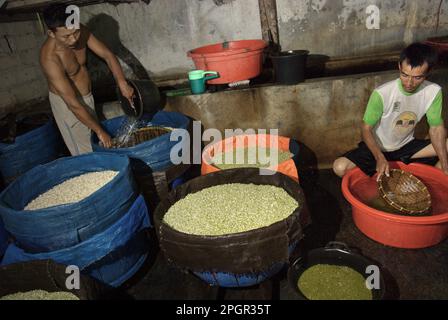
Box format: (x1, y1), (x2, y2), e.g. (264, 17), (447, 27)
(116, 79), (161, 120)
(288, 242), (386, 300)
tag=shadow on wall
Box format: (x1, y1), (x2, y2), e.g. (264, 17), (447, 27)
(86, 13), (152, 103)
(306, 54), (330, 78)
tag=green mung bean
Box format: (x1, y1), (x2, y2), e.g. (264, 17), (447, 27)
(212, 147), (293, 170)
(298, 264), (373, 300)
(163, 183), (298, 236)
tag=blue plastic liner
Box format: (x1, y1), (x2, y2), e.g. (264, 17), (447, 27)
(91, 111), (190, 172)
(0, 120), (63, 182)
(1, 195), (151, 287)
(194, 262), (285, 288)
(193, 241), (298, 288)
(0, 153), (138, 252)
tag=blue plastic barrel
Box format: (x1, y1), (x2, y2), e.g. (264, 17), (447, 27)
(193, 242), (298, 287)
(170, 175), (186, 190)
(194, 263), (285, 287)
(91, 111), (190, 172)
(0, 120), (63, 183)
(91, 111), (191, 207)
(84, 230), (149, 287)
(1, 195), (151, 287)
(0, 153), (138, 252)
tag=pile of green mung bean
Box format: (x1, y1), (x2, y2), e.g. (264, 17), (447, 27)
(212, 147), (293, 170)
(163, 183), (298, 236)
(297, 264), (373, 300)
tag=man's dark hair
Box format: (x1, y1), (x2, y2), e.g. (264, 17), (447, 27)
(399, 43), (438, 70)
(42, 4), (70, 31)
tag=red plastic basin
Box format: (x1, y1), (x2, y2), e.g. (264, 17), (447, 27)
(187, 40), (267, 84)
(201, 134), (300, 182)
(342, 162), (448, 249)
(424, 37), (448, 53)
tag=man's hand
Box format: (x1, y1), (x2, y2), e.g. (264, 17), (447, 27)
(361, 123), (390, 181)
(98, 130), (112, 148)
(441, 163), (448, 175)
(375, 155), (390, 181)
(428, 125), (448, 176)
(119, 81), (135, 107)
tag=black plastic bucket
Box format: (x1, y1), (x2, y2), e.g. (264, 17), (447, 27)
(288, 242), (386, 300)
(271, 50), (309, 85)
(116, 79), (161, 119)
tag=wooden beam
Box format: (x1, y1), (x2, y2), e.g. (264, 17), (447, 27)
(258, 0), (279, 50)
(307, 51), (401, 78)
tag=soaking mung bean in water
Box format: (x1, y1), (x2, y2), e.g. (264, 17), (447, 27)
(212, 147), (293, 170)
(297, 264), (373, 300)
(163, 183), (298, 236)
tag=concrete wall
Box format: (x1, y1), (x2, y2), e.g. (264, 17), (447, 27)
(165, 68), (448, 169)
(0, 0), (263, 112)
(81, 0), (448, 86)
(277, 0), (448, 57)
(81, 0), (262, 85)
(0, 20), (47, 116)
(1, 0), (448, 150)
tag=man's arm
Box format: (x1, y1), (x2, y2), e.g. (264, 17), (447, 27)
(361, 123), (390, 179)
(86, 30), (134, 103)
(41, 56), (112, 147)
(426, 90), (448, 174)
(361, 90), (389, 179)
(429, 125), (448, 174)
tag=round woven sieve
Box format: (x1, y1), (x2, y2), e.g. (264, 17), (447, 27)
(377, 169), (431, 215)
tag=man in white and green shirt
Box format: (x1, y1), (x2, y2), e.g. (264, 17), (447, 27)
(334, 43), (448, 179)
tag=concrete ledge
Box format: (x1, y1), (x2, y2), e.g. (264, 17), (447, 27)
(165, 69), (448, 169)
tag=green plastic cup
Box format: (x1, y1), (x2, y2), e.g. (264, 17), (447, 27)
(188, 70), (219, 94)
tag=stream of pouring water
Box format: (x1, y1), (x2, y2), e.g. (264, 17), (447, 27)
(113, 116), (143, 148)
(100, 116), (144, 148)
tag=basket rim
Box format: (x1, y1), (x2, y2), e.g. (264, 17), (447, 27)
(136, 126), (173, 132)
(110, 125), (173, 148)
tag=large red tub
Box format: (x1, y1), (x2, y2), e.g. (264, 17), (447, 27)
(201, 134), (300, 182)
(424, 36), (448, 61)
(188, 40), (267, 84)
(342, 162), (448, 249)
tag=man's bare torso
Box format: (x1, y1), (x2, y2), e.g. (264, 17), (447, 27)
(40, 26), (91, 96)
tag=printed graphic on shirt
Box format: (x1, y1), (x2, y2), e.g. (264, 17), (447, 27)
(393, 111), (417, 138)
(393, 101), (401, 113)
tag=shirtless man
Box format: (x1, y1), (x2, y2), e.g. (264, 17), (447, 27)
(40, 4), (134, 155)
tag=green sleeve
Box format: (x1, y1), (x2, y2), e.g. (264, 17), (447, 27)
(363, 91), (384, 126)
(426, 91), (443, 127)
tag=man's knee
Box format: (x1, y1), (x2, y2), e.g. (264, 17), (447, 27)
(333, 157), (352, 177)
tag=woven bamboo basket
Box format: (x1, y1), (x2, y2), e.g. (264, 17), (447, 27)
(377, 169), (431, 216)
(112, 126), (172, 148)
